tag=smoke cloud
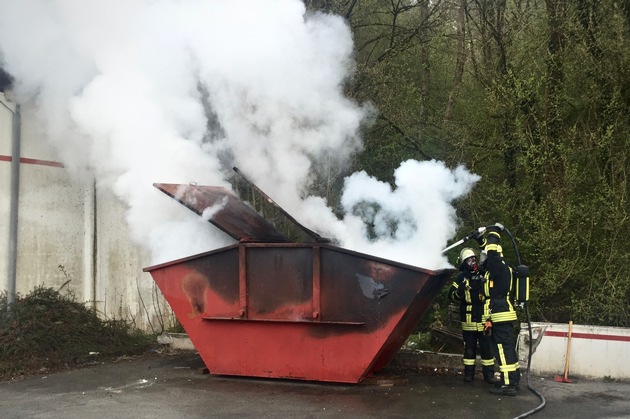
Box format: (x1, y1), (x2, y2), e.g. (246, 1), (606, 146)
(0, 0), (478, 269)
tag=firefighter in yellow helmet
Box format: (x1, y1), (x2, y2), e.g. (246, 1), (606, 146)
(476, 224), (520, 396)
(448, 247), (496, 383)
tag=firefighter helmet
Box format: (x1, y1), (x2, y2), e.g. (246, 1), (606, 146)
(458, 248), (476, 264)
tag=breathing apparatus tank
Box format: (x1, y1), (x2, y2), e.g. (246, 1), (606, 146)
(515, 265), (530, 303)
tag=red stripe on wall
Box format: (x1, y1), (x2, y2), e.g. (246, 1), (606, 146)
(544, 330), (630, 342)
(0, 155), (65, 168)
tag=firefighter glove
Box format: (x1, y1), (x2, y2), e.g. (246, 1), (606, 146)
(468, 229), (481, 240)
(483, 319), (493, 336)
(468, 229), (486, 246)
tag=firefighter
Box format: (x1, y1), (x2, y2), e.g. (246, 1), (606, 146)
(448, 247), (496, 383)
(477, 224), (521, 396)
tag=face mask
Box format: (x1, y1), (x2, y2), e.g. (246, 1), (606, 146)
(466, 257), (478, 272)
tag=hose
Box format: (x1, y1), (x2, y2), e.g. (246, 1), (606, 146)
(502, 227), (546, 418)
(513, 302), (546, 418)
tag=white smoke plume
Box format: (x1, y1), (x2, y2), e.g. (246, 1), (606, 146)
(0, 0), (478, 269)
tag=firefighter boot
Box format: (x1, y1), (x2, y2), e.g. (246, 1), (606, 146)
(482, 366), (498, 385)
(464, 366), (475, 382)
(490, 385), (517, 396)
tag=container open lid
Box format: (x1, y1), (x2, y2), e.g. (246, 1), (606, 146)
(153, 183), (290, 243)
(154, 168), (331, 244)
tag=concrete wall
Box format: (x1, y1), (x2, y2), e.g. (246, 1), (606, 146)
(0, 95), (175, 331)
(94, 188), (175, 331)
(519, 322), (630, 380)
(13, 105), (86, 296)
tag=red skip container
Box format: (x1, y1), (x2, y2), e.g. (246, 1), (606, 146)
(144, 181), (453, 383)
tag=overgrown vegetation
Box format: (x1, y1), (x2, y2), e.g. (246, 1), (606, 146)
(0, 286), (154, 380)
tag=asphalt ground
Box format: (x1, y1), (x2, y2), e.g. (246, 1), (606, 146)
(1, 351), (629, 419)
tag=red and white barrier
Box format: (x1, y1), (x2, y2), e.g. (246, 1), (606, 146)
(519, 322), (630, 380)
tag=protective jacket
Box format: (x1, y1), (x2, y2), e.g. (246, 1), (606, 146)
(448, 269), (488, 331)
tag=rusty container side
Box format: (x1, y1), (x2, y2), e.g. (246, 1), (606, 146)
(145, 242), (453, 383)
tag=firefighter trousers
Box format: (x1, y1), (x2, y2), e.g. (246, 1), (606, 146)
(462, 329), (494, 379)
(490, 320), (520, 387)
